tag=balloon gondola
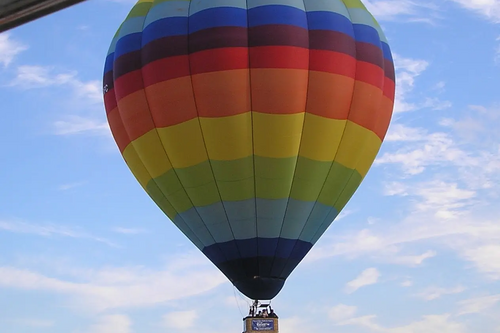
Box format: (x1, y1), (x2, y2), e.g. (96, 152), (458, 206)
(103, 0), (395, 311)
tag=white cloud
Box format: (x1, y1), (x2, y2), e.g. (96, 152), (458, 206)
(85, 315), (131, 333)
(338, 314), (467, 333)
(385, 124), (428, 142)
(53, 115), (109, 136)
(414, 286), (465, 301)
(0, 33), (27, 67)
(388, 54), (451, 114)
(393, 55), (429, 113)
(462, 245), (500, 279)
(306, 206), (500, 280)
(112, 227), (147, 235)
(362, 1), (438, 23)
(450, 0), (500, 23)
(5, 319), (54, 328)
(58, 181), (87, 191)
(328, 304), (357, 322)
(401, 280), (413, 287)
(162, 311), (198, 330)
(0, 253), (227, 312)
(381, 250), (437, 266)
(345, 268), (380, 294)
(9, 65), (102, 103)
(0, 220), (116, 246)
(457, 294), (500, 316)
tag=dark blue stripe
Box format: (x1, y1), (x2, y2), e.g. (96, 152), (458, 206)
(115, 33), (142, 58)
(203, 238), (312, 264)
(142, 17), (188, 45)
(353, 24), (381, 48)
(189, 7), (248, 33)
(382, 42), (393, 62)
(248, 5), (307, 29)
(104, 53), (114, 74)
(307, 11), (354, 38)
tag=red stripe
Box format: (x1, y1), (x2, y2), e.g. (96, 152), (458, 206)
(114, 71), (144, 102)
(355, 62), (384, 89)
(142, 55), (191, 87)
(104, 88), (117, 114)
(190, 47), (249, 74)
(250, 46), (309, 69)
(383, 78), (395, 100)
(309, 50), (356, 78)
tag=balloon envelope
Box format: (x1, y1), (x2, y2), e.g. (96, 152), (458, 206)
(103, 0), (395, 300)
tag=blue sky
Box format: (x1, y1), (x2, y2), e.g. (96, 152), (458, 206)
(1, 0), (500, 332)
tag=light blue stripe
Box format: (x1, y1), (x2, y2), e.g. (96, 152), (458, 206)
(176, 207), (220, 246)
(117, 16), (146, 39)
(189, 0), (247, 15)
(196, 203), (235, 243)
(310, 207), (340, 244)
(144, 1), (190, 27)
(299, 202), (339, 242)
(303, 0), (350, 19)
(176, 198), (340, 246)
(256, 198), (288, 238)
(223, 200), (257, 239)
(348, 8), (388, 44)
(280, 199), (315, 239)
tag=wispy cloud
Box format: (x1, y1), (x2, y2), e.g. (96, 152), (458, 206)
(363, 0), (439, 23)
(84, 315), (132, 333)
(58, 181), (87, 191)
(392, 55), (451, 114)
(337, 314), (467, 332)
(0, 220), (116, 247)
(414, 285), (466, 301)
(449, 0), (500, 23)
(345, 268), (380, 294)
(328, 304), (357, 322)
(457, 294), (500, 316)
(0, 33), (27, 67)
(53, 115), (109, 136)
(162, 311), (198, 330)
(112, 227), (147, 235)
(0, 253), (227, 312)
(9, 65), (102, 103)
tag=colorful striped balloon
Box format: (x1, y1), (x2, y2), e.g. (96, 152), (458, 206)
(103, 0), (395, 300)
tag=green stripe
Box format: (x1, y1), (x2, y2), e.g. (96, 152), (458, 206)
(145, 156), (363, 217)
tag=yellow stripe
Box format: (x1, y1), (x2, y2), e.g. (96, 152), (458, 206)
(123, 145), (152, 189)
(199, 113), (253, 160)
(123, 129), (173, 182)
(300, 114), (346, 161)
(335, 121), (381, 177)
(157, 118), (208, 168)
(123, 115), (381, 186)
(253, 112), (305, 158)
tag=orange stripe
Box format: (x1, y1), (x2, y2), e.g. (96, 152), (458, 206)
(192, 69), (251, 117)
(374, 95), (394, 140)
(116, 89), (155, 142)
(356, 61), (384, 89)
(348, 81), (385, 140)
(306, 71), (354, 120)
(250, 68), (309, 114)
(107, 107), (131, 152)
(145, 76), (198, 127)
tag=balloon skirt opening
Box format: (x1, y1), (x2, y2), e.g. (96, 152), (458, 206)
(235, 277), (285, 300)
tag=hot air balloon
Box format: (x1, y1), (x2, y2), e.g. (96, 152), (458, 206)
(103, 0), (395, 301)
